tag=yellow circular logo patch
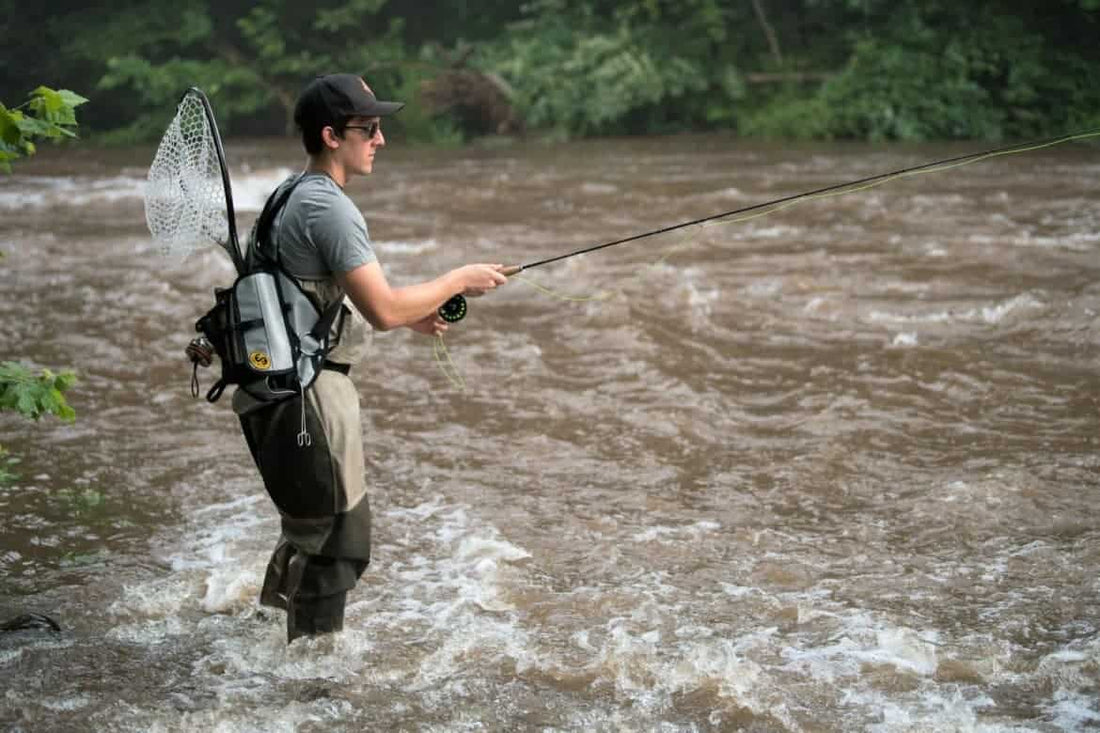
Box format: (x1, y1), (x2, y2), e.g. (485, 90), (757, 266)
(248, 350), (272, 371)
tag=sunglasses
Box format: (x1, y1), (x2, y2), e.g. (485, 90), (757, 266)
(344, 122), (381, 138)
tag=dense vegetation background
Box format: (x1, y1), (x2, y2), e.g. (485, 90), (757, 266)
(2, 0), (1099, 143)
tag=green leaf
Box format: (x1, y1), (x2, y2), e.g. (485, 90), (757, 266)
(57, 90), (89, 109)
(54, 372), (77, 391)
(0, 106), (23, 145)
(0, 361), (77, 421)
(0, 87), (84, 170)
(29, 87), (66, 122)
(14, 114), (57, 139)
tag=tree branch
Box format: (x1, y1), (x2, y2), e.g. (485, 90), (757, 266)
(751, 0), (784, 67)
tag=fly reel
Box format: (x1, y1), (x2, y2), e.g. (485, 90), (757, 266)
(438, 294), (467, 323)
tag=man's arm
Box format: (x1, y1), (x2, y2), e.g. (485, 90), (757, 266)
(336, 261), (507, 331)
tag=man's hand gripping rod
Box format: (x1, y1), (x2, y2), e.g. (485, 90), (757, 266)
(437, 265), (522, 323)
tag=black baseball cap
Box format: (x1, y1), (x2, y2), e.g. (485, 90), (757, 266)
(294, 73), (404, 133)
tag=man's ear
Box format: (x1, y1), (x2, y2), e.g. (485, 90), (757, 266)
(320, 126), (342, 150)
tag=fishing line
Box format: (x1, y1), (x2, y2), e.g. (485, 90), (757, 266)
(512, 128), (1100, 277)
(434, 127), (1100, 385)
(618, 128), (1100, 277)
(433, 334), (467, 391)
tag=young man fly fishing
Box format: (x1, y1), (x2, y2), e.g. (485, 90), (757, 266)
(235, 74), (508, 642)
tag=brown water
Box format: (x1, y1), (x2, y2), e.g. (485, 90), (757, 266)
(1, 134), (1099, 731)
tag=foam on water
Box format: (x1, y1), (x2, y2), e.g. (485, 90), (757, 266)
(40, 694), (94, 711)
(980, 293), (1044, 324)
(744, 224), (800, 240)
(867, 293), (1044, 326)
(228, 166), (295, 212)
(200, 564), (263, 614)
(631, 520), (721, 543)
(891, 332), (919, 347)
(0, 648), (24, 666)
(143, 698), (356, 733)
(580, 182), (619, 195)
(0, 165), (303, 222)
(865, 690), (999, 733)
(95, 490), (547, 725)
(0, 165), (296, 216)
(1047, 691), (1100, 731)
(0, 174), (145, 208)
(32, 404), (1100, 731)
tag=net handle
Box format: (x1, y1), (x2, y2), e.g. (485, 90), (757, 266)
(184, 87), (244, 275)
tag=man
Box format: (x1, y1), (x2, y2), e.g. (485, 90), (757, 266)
(234, 73), (507, 642)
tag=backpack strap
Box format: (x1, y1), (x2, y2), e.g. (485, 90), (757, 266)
(252, 172), (307, 270)
(256, 173), (351, 348)
(310, 298), (346, 343)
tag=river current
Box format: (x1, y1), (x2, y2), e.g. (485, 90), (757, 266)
(1, 134), (1098, 731)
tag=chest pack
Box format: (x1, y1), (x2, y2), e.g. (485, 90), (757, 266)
(188, 175), (344, 406)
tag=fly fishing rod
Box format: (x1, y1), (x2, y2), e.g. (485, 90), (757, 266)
(437, 128), (1099, 323)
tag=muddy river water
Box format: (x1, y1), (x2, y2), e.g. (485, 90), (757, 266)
(1, 133), (1099, 731)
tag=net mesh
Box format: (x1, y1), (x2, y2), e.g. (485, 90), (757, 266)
(144, 91), (230, 260)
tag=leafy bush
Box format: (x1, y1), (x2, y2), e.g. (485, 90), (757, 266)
(816, 7), (1100, 140)
(486, 0), (740, 137)
(740, 91), (832, 139)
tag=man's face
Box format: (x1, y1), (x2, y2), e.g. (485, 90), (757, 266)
(338, 115), (384, 175)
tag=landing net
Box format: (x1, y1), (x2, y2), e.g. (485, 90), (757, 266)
(144, 89), (238, 267)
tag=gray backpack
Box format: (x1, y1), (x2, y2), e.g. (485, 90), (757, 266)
(194, 175), (343, 405)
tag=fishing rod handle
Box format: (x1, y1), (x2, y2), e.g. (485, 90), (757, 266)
(437, 264), (521, 323)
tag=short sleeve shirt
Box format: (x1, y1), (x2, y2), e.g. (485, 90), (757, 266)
(271, 173), (377, 279)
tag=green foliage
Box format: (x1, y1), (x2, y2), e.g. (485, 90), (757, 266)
(811, 3), (1100, 140)
(740, 92), (832, 139)
(98, 55), (271, 139)
(0, 87), (88, 172)
(90, 0), (417, 139)
(0, 362), (77, 423)
(494, 28), (703, 135)
(1, 1), (1099, 142)
(820, 38), (1002, 141)
(488, 0), (738, 137)
(388, 61), (468, 147)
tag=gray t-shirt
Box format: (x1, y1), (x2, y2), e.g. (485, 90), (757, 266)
(232, 173), (378, 416)
(271, 173), (377, 279)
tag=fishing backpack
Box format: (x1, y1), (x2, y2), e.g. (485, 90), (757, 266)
(191, 175), (344, 405)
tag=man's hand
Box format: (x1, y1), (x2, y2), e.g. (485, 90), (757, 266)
(407, 312), (448, 337)
(457, 264), (508, 297)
